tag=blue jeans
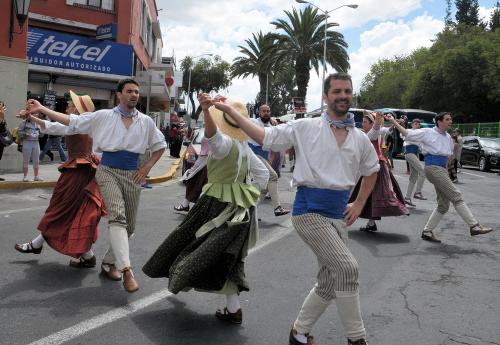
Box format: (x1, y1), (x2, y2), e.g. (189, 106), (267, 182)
(40, 136), (67, 161)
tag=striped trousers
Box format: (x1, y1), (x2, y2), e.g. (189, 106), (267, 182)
(423, 165), (477, 232)
(95, 165), (142, 270)
(292, 213), (366, 340)
(405, 153), (425, 198)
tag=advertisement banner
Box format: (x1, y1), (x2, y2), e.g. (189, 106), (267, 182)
(27, 27), (133, 77)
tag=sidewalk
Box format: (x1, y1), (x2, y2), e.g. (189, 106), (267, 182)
(0, 149), (184, 190)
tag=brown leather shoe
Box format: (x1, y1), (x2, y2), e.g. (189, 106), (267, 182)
(14, 241), (43, 254)
(100, 263), (122, 281)
(348, 339), (368, 345)
(470, 224), (493, 236)
(122, 267), (139, 293)
(289, 326), (319, 345)
(421, 231), (441, 243)
(69, 256), (96, 268)
(215, 308), (242, 324)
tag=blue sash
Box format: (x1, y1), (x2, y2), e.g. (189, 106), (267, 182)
(424, 154), (448, 168)
(293, 186), (350, 220)
(101, 151), (139, 170)
(248, 143), (269, 160)
(404, 144), (419, 155)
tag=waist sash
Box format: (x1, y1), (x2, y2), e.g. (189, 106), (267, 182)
(101, 151), (139, 170)
(293, 186), (349, 220)
(424, 154), (448, 168)
(404, 144), (419, 155)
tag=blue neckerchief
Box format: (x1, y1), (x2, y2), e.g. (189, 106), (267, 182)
(322, 112), (355, 128)
(114, 105), (138, 118)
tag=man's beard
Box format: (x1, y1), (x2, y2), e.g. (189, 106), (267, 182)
(329, 100), (350, 116)
(261, 117), (270, 123)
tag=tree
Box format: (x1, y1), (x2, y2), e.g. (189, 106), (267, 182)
(271, 6), (349, 100)
(445, 0), (453, 26)
(232, 31), (279, 104)
(490, 2), (500, 31)
(455, 0), (481, 26)
(181, 55), (232, 120)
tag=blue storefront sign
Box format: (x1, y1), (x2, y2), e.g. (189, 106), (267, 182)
(96, 23), (117, 40)
(27, 27), (133, 77)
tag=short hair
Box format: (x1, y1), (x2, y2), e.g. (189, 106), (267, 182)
(259, 104), (270, 111)
(323, 73), (353, 95)
(412, 118), (421, 124)
(434, 112), (450, 124)
(453, 128), (461, 134)
(117, 78), (139, 93)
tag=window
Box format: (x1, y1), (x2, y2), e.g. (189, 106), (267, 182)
(70, 0), (114, 11)
(140, 1), (154, 55)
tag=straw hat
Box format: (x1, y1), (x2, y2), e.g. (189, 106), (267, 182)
(209, 100), (249, 141)
(363, 110), (375, 123)
(69, 90), (95, 114)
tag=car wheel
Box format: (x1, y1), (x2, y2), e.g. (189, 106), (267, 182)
(479, 156), (490, 172)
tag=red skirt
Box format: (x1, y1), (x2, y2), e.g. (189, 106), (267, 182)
(38, 163), (106, 258)
(349, 160), (409, 219)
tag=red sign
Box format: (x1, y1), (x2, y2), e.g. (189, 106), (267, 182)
(165, 77), (174, 86)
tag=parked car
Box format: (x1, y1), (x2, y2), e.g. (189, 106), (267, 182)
(182, 127), (205, 175)
(461, 136), (500, 172)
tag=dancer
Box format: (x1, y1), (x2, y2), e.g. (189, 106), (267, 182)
(174, 136), (210, 213)
(352, 111), (408, 232)
(26, 78), (167, 292)
(248, 104), (290, 216)
(402, 118), (427, 207)
(387, 112), (492, 243)
(15, 92), (106, 267)
(143, 95), (268, 324)
(212, 73), (379, 345)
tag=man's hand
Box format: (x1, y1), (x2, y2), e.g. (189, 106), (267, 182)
(198, 93), (214, 111)
(26, 99), (44, 114)
(270, 118), (278, 126)
(133, 164), (151, 184)
(0, 103), (6, 122)
(16, 109), (29, 120)
(344, 201), (364, 226)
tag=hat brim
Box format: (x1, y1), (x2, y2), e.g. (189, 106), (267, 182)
(209, 102), (249, 141)
(69, 90), (95, 114)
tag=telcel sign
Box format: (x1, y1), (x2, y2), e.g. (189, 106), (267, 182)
(27, 27), (133, 76)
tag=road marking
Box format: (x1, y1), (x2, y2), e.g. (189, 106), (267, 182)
(27, 222), (294, 345)
(0, 206), (47, 216)
(460, 171), (485, 178)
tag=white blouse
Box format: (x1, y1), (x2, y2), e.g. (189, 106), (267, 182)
(48, 109), (167, 154)
(404, 127), (453, 156)
(205, 130), (269, 191)
(263, 117), (380, 191)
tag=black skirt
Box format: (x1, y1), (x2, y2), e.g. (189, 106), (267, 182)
(142, 194), (253, 294)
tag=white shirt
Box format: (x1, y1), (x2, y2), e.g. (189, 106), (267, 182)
(205, 130), (269, 191)
(248, 117), (270, 146)
(404, 127), (453, 156)
(367, 126), (392, 143)
(263, 117), (380, 191)
(47, 109), (167, 154)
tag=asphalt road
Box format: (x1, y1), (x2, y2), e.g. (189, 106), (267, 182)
(0, 161), (499, 345)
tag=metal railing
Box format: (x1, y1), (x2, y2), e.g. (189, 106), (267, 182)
(455, 122), (500, 138)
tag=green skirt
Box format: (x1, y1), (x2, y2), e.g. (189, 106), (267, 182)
(142, 194), (254, 294)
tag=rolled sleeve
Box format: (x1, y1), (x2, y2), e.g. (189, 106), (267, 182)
(262, 122), (295, 152)
(367, 128), (380, 141)
(68, 113), (96, 135)
(147, 120), (167, 153)
(404, 128), (429, 143)
(41, 121), (75, 136)
(359, 137), (380, 176)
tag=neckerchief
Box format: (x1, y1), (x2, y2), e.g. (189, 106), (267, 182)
(322, 112), (355, 128)
(114, 105), (138, 118)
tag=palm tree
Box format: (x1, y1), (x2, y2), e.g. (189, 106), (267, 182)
(272, 6), (350, 100)
(231, 31), (279, 104)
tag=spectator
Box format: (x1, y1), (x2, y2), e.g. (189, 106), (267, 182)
(18, 111), (42, 181)
(0, 101), (14, 181)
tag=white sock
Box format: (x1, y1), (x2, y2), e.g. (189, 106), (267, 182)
(31, 234), (45, 248)
(226, 293), (240, 313)
(82, 249), (94, 260)
(181, 198), (189, 208)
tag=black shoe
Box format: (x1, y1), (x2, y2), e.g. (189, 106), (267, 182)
(14, 241), (43, 254)
(348, 339), (368, 345)
(421, 231), (441, 243)
(360, 223), (377, 232)
(215, 308), (242, 324)
(174, 204), (189, 213)
(0, 177), (4, 181)
(274, 205), (290, 217)
(69, 256), (96, 268)
(404, 197), (416, 207)
(470, 224), (493, 236)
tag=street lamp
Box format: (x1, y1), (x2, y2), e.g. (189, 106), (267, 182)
(9, 0), (31, 48)
(295, 1), (358, 113)
(186, 53), (213, 122)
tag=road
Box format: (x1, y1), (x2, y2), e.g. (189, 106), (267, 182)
(0, 161), (499, 345)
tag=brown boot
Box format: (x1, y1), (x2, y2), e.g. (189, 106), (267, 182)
(215, 308), (242, 324)
(470, 224), (493, 236)
(122, 267), (139, 293)
(100, 263), (122, 281)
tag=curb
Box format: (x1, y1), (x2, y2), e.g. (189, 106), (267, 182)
(0, 151), (184, 190)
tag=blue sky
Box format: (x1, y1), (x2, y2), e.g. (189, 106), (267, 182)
(158, 0), (496, 112)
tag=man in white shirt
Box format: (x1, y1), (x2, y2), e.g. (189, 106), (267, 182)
(402, 118), (427, 207)
(27, 78), (167, 292)
(388, 112), (492, 243)
(249, 104), (290, 217)
(210, 73), (379, 345)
